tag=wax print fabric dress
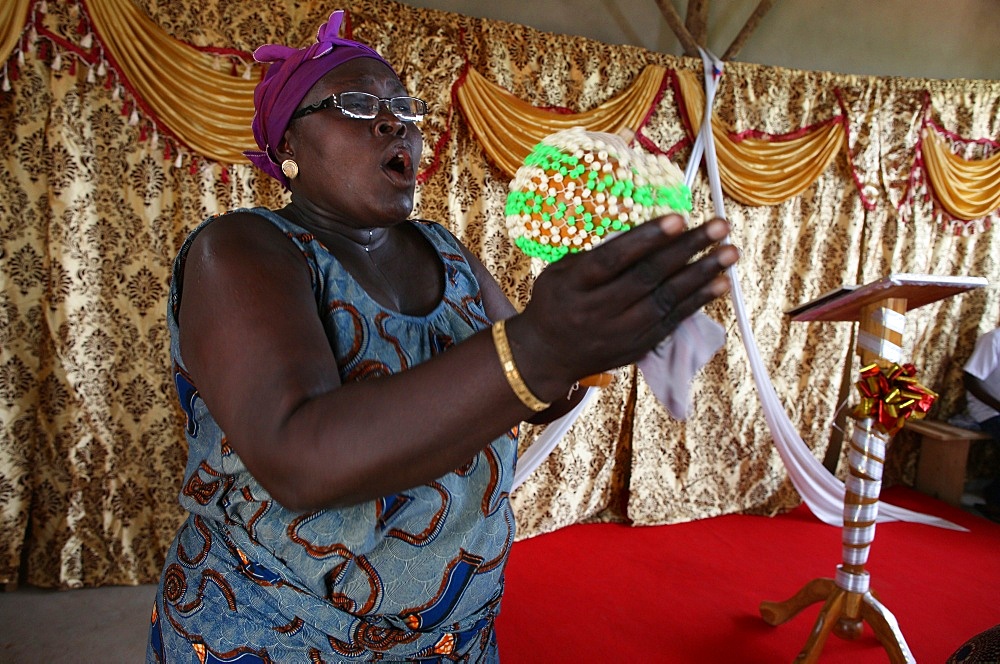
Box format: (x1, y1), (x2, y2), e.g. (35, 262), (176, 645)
(148, 208), (517, 663)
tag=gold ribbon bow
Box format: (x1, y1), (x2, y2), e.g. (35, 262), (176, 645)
(851, 362), (938, 436)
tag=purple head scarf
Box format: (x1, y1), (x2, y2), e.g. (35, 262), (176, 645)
(244, 10), (395, 187)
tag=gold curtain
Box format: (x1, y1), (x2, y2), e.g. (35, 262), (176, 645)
(923, 129), (1000, 220)
(2, 0), (999, 588)
(85, 0), (259, 163)
(675, 69), (846, 206)
(0, 0), (30, 68)
(455, 64), (668, 177)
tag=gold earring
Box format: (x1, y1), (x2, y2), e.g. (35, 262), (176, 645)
(281, 159), (299, 180)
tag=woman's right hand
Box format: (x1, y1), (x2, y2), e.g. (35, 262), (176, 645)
(507, 215), (739, 402)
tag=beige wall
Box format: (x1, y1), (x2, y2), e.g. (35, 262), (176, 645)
(398, 0), (1000, 81)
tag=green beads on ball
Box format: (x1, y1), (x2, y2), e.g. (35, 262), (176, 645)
(506, 127), (692, 262)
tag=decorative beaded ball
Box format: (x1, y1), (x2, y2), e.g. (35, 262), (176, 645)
(505, 126), (692, 262)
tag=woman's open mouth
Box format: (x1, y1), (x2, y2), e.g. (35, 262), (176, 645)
(382, 149), (414, 184)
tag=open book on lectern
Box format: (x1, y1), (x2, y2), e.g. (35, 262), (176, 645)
(785, 273), (989, 322)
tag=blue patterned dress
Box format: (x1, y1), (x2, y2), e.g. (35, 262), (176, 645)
(148, 208), (517, 663)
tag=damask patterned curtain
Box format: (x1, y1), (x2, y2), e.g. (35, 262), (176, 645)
(1, 0), (998, 588)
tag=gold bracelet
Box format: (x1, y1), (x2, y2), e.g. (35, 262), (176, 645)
(492, 319), (550, 412)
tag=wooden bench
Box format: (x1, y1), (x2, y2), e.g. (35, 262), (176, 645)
(905, 418), (994, 506)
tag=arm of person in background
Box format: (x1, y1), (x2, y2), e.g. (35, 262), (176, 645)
(963, 371), (1000, 413)
(963, 329), (1000, 414)
(177, 211), (737, 512)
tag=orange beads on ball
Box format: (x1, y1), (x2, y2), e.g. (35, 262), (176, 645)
(505, 127), (692, 262)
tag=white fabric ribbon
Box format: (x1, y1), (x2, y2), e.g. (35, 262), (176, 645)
(843, 501), (879, 524)
(691, 47), (965, 531)
(858, 330), (904, 365)
(872, 307), (907, 334)
(512, 386), (599, 489)
(843, 523), (878, 545)
(835, 566), (871, 594)
(848, 448), (885, 481)
(842, 544), (871, 566)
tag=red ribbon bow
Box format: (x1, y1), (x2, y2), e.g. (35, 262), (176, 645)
(851, 362), (937, 436)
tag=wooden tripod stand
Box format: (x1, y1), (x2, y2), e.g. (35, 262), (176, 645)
(763, 274), (986, 663)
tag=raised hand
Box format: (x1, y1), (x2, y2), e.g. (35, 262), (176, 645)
(508, 215), (738, 402)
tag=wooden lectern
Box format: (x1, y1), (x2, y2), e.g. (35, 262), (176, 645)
(760, 273), (987, 663)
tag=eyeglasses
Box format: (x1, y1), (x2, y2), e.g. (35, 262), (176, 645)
(291, 91), (428, 122)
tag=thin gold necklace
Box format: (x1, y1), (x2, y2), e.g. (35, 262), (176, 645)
(289, 205), (402, 309)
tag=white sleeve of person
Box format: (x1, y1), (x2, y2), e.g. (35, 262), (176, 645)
(963, 328), (1000, 422)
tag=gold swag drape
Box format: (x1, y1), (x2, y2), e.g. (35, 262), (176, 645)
(922, 129), (1000, 221)
(0, 0), (30, 69)
(455, 64), (668, 177)
(83, 0), (258, 163)
(2, 0), (999, 588)
(674, 69), (846, 207)
(454, 62), (849, 208)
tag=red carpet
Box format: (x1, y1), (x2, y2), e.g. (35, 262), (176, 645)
(497, 487), (1000, 662)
